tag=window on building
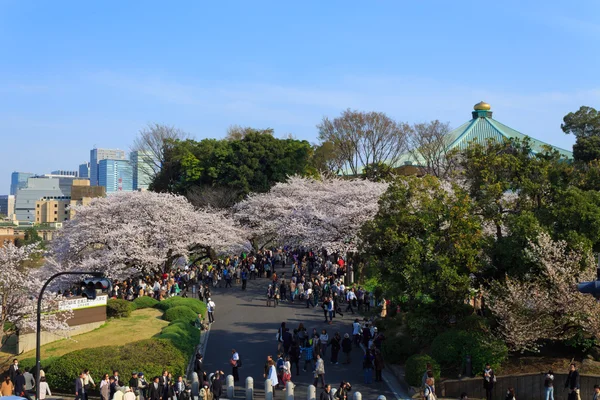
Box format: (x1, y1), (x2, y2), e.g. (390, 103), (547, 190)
(54, 218), (57, 221)
(54, 211), (57, 214)
(36, 204), (40, 208)
(64, 211), (68, 214)
(54, 204), (58, 207)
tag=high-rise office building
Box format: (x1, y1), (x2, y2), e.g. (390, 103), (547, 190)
(130, 150), (154, 190)
(0, 195), (15, 219)
(90, 148), (126, 186)
(10, 172), (34, 195)
(50, 170), (78, 177)
(79, 162), (91, 179)
(98, 159), (133, 194)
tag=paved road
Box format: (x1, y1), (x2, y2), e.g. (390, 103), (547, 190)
(201, 264), (407, 399)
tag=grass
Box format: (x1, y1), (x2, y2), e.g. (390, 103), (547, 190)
(19, 308), (168, 360)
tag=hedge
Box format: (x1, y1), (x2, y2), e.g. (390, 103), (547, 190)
(157, 320), (200, 357)
(106, 299), (133, 318)
(164, 306), (198, 324)
(430, 329), (508, 376)
(382, 331), (420, 364)
(132, 296), (159, 310)
(155, 297), (207, 317)
(41, 339), (186, 392)
(405, 354), (440, 387)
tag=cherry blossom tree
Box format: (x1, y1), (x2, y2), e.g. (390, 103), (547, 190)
(0, 243), (72, 351)
(487, 232), (600, 352)
(234, 175), (388, 252)
(52, 191), (249, 278)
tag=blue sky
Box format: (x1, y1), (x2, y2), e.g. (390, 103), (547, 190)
(1, 0), (599, 193)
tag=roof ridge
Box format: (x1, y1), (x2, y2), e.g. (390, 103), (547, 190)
(489, 118), (573, 154)
(447, 118), (479, 149)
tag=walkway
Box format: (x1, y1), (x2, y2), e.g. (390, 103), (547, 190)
(201, 264), (408, 399)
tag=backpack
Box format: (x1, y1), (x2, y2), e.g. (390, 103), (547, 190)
(237, 358), (242, 368)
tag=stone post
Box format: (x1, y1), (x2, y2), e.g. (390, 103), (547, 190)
(245, 376), (254, 400)
(352, 392), (362, 400)
(331, 388), (337, 399)
(285, 381), (294, 400)
(377, 396), (386, 400)
(307, 384), (316, 400)
(226, 375), (235, 399)
(264, 379), (273, 400)
(191, 372), (199, 398)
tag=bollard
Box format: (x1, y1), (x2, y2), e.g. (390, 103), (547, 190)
(331, 388), (337, 399)
(285, 381), (294, 400)
(377, 396), (386, 400)
(307, 384), (316, 400)
(264, 379), (273, 400)
(245, 376), (254, 400)
(352, 392), (362, 400)
(226, 375), (235, 399)
(191, 372), (200, 398)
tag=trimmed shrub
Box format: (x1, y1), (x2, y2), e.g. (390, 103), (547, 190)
(106, 299), (133, 318)
(164, 306), (198, 323)
(456, 315), (491, 334)
(41, 339), (186, 392)
(155, 296), (207, 316)
(430, 329), (508, 376)
(382, 331), (420, 364)
(405, 354), (440, 387)
(157, 320), (200, 357)
(132, 296), (159, 310)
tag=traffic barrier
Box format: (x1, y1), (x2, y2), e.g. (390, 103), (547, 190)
(307, 384), (316, 400)
(353, 392), (362, 400)
(246, 376), (254, 400)
(191, 372), (200, 397)
(285, 381), (294, 400)
(264, 379), (273, 400)
(226, 374), (235, 399)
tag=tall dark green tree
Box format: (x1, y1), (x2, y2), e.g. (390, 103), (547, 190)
(562, 106), (600, 163)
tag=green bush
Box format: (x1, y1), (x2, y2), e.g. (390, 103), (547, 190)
(164, 306), (198, 323)
(456, 315), (490, 334)
(430, 329), (508, 376)
(155, 296), (207, 316)
(132, 296), (159, 309)
(106, 299), (133, 318)
(44, 339), (186, 392)
(157, 320), (200, 357)
(405, 309), (442, 345)
(382, 331), (420, 364)
(405, 354), (440, 387)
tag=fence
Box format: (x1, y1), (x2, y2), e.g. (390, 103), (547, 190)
(442, 372), (600, 400)
(189, 372), (389, 400)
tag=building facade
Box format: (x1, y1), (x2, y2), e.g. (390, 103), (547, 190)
(130, 150), (153, 190)
(98, 159), (133, 194)
(79, 162), (91, 178)
(10, 172), (34, 195)
(0, 195), (15, 220)
(14, 176), (75, 223)
(35, 199), (70, 224)
(89, 148), (126, 186)
(50, 170), (78, 177)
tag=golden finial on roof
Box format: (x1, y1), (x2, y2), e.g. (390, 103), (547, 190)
(474, 101), (491, 111)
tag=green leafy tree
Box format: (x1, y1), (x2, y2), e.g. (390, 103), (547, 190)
(562, 106), (600, 162)
(360, 175), (483, 311)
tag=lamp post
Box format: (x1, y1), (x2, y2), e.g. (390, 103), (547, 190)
(36, 271), (104, 400)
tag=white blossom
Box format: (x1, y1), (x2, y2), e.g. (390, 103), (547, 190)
(53, 191), (250, 278)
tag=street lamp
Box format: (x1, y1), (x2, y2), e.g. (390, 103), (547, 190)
(35, 271), (107, 400)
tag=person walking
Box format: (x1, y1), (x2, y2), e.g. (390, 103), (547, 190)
(424, 378), (436, 400)
(266, 360), (279, 398)
(374, 349), (385, 382)
(39, 376), (52, 400)
(211, 371), (224, 400)
(1, 376), (14, 396)
(289, 341), (301, 376)
(314, 354), (326, 389)
(341, 333), (352, 364)
(505, 387), (516, 400)
(483, 364), (495, 400)
(319, 330), (329, 358)
(207, 298), (216, 324)
(544, 370), (554, 400)
(330, 333), (341, 364)
(301, 339), (314, 372)
(363, 350), (374, 384)
(75, 371), (86, 400)
(99, 374), (110, 400)
(565, 363), (580, 400)
(231, 349), (240, 383)
(320, 384), (334, 400)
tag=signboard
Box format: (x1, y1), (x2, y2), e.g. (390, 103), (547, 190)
(58, 294), (108, 311)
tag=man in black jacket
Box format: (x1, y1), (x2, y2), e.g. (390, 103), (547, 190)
(194, 353), (207, 382)
(74, 371), (85, 400)
(320, 384), (334, 400)
(148, 377), (161, 400)
(8, 359), (19, 385)
(211, 371), (224, 400)
(565, 363), (580, 400)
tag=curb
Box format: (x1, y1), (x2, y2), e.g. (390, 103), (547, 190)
(186, 324), (212, 380)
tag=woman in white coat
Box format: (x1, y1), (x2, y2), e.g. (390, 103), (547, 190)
(39, 376), (52, 400)
(267, 360), (279, 397)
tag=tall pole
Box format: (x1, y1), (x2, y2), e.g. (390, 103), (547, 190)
(36, 271), (103, 400)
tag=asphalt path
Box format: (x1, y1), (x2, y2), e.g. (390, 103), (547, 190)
(201, 264), (406, 399)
